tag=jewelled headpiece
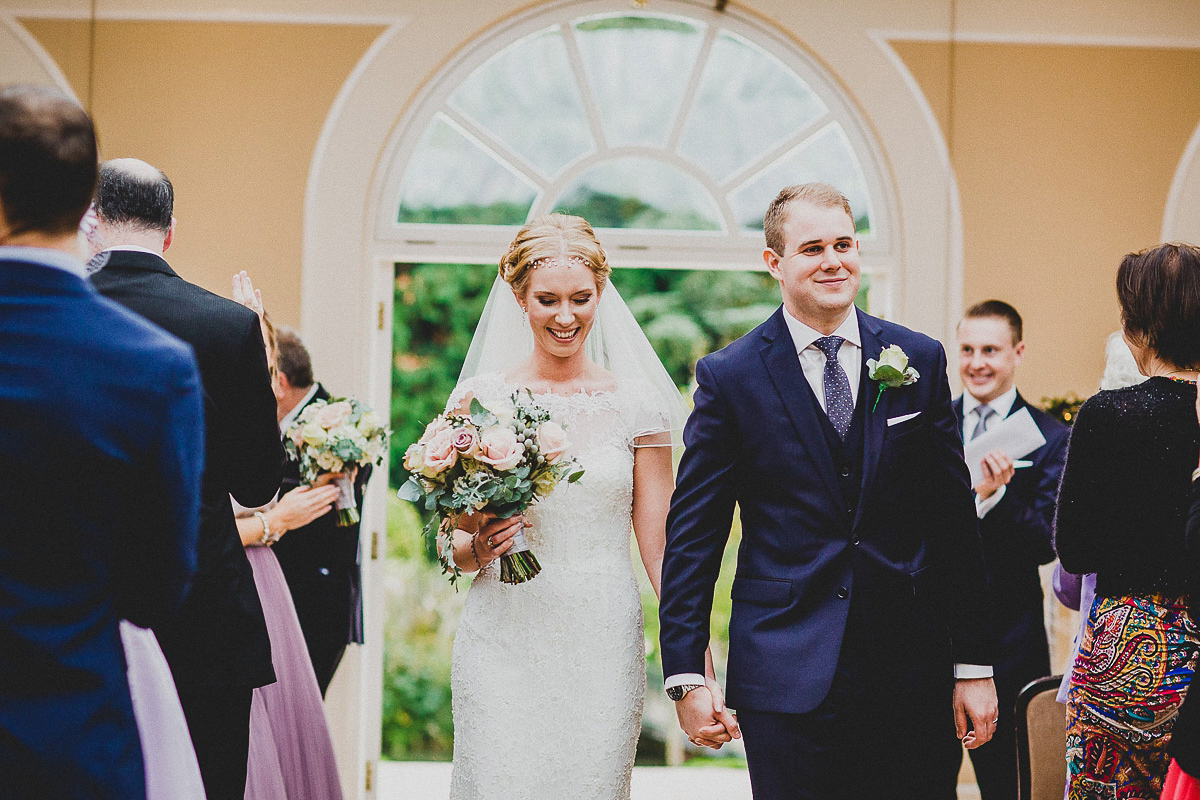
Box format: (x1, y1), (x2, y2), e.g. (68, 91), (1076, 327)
(529, 255), (588, 269)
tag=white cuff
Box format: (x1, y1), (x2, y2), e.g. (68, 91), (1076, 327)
(954, 663), (994, 679)
(975, 484), (1006, 519)
(664, 673), (707, 691)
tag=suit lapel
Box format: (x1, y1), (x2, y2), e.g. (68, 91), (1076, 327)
(853, 309), (889, 531)
(758, 309), (842, 503)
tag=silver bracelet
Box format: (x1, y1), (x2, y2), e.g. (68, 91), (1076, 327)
(255, 511), (278, 546)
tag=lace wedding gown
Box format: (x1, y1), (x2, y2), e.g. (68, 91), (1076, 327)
(448, 372), (667, 800)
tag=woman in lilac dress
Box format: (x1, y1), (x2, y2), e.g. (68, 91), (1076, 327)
(232, 277), (346, 800)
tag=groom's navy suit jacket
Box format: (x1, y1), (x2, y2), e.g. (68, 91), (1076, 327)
(0, 253), (203, 799)
(661, 307), (993, 715)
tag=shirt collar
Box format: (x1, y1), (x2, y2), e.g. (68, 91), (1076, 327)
(962, 384), (1018, 420)
(100, 244), (164, 257)
(782, 305), (862, 355)
(0, 245), (88, 278)
(279, 383), (321, 434)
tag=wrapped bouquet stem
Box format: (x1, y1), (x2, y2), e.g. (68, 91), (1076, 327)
(399, 391), (583, 586)
(284, 397), (389, 526)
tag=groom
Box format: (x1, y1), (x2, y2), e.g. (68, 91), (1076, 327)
(659, 183), (997, 799)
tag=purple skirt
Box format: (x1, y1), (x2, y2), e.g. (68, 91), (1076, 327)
(244, 546), (343, 800)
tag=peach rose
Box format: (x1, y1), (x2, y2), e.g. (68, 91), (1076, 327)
(536, 421), (570, 464)
(451, 425), (479, 457)
(476, 426), (523, 471)
(315, 400), (353, 429)
(418, 415), (452, 445)
(421, 427), (458, 476)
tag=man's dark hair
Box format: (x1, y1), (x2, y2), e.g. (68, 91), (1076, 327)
(276, 327), (314, 389)
(95, 160), (173, 233)
(0, 84), (97, 238)
(1117, 242), (1200, 369)
(962, 300), (1023, 345)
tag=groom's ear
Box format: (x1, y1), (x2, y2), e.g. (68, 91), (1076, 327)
(763, 247), (783, 280)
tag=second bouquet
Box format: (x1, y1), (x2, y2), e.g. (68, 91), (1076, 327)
(398, 390), (583, 585)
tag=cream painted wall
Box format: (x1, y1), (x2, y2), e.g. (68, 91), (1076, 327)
(893, 40), (1200, 400)
(19, 18), (383, 328)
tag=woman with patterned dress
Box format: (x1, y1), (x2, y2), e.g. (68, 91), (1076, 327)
(1055, 242), (1200, 800)
(436, 214), (735, 800)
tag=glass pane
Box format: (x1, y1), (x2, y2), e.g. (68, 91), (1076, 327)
(728, 123), (873, 235)
(448, 27), (593, 179)
(397, 114), (536, 225)
(552, 157), (722, 230)
(573, 14), (706, 149)
(678, 31), (828, 184)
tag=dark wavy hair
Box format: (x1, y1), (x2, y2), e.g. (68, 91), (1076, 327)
(1117, 242), (1200, 369)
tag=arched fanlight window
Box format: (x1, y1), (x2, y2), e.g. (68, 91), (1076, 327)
(377, 2), (894, 313)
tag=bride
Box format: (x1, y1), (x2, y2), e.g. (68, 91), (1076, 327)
(440, 214), (737, 799)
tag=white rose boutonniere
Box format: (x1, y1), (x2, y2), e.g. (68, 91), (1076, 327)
(866, 345), (920, 411)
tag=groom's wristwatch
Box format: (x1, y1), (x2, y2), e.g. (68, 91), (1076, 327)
(666, 683), (704, 701)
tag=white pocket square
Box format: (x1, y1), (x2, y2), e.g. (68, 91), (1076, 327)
(886, 411), (921, 427)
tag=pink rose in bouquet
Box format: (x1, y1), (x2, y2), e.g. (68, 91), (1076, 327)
(477, 426), (523, 471)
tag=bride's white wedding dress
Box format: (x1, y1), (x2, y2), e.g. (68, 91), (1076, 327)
(447, 371), (668, 800)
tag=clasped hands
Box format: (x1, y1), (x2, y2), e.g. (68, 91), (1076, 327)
(674, 678), (741, 749)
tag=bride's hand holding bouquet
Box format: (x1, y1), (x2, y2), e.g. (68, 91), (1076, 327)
(397, 390), (583, 585)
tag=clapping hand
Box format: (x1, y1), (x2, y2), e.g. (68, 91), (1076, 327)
(232, 270), (264, 317)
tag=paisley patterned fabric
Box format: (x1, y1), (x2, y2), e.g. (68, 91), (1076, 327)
(446, 373), (669, 800)
(1066, 594), (1200, 799)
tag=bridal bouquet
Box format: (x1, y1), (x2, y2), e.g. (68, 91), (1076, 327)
(284, 397), (389, 526)
(397, 391), (584, 586)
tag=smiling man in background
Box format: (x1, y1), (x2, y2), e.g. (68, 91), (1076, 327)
(955, 300), (1070, 800)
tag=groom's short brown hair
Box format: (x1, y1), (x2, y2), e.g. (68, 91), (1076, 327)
(763, 183), (854, 258)
(962, 300), (1023, 345)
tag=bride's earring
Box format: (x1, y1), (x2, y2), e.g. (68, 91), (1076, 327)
(522, 306), (528, 324)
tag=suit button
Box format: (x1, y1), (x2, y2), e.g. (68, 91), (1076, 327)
(851, 536), (860, 546)
(318, 568), (330, 576)
(846, 507), (854, 516)
(840, 467), (851, 477)
(837, 586), (849, 599)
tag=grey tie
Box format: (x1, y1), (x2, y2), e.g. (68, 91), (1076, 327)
(971, 405), (994, 440)
(814, 335), (853, 439)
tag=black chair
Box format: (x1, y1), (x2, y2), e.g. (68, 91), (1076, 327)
(1015, 675), (1067, 800)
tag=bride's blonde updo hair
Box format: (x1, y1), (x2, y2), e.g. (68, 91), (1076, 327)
(499, 213), (611, 299)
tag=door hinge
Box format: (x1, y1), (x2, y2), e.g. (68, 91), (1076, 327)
(377, 302), (385, 331)
(371, 531), (379, 560)
(365, 759), (373, 791)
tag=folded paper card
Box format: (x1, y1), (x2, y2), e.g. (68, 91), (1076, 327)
(963, 407), (1047, 487)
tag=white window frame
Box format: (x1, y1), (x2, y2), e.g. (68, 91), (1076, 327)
(371, 0), (898, 318)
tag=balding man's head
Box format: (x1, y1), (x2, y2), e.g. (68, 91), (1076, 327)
(96, 158), (174, 234)
(0, 84), (97, 239)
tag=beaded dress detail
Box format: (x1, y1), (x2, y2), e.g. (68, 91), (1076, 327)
(447, 372), (668, 800)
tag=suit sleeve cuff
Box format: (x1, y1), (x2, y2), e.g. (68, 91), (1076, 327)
(665, 673), (707, 691)
(954, 663), (994, 679)
(975, 484), (1006, 518)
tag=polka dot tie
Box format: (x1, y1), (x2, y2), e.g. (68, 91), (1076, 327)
(814, 335), (853, 439)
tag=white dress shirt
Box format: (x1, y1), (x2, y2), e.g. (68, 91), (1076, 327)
(962, 386), (1018, 518)
(781, 307), (861, 411)
(0, 245), (88, 278)
(279, 383), (320, 434)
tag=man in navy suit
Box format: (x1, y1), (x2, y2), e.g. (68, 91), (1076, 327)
(0, 85), (203, 799)
(955, 300), (1069, 800)
(271, 329), (370, 696)
(659, 183), (997, 799)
